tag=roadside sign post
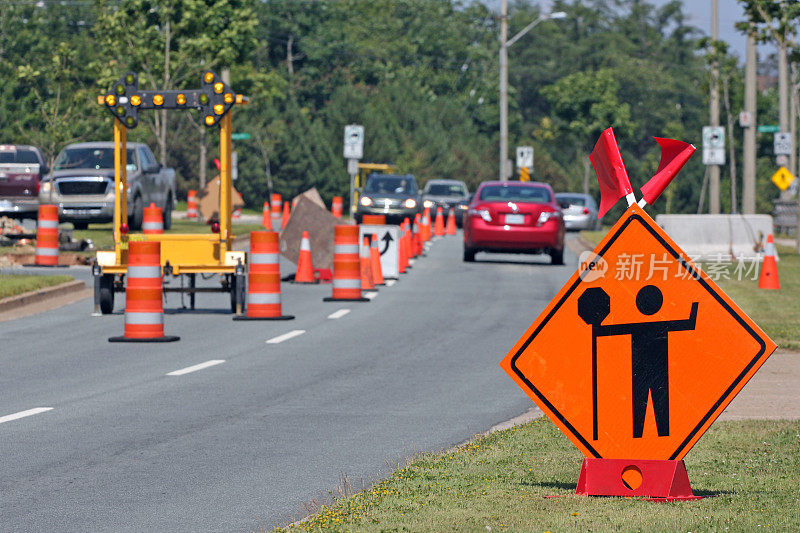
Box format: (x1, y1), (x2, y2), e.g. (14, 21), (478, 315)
(501, 129), (776, 501)
(516, 146), (533, 181)
(344, 124), (364, 218)
(702, 126), (725, 165)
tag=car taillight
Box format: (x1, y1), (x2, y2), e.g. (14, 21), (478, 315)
(582, 207), (590, 214)
(35, 180), (40, 195)
(537, 210), (561, 226)
(469, 208), (492, 222)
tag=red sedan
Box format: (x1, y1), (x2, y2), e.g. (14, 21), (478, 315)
(463, 181), (565, 264)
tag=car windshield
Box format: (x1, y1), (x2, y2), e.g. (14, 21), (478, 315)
(479, 185), (551, 203)
(54, 148), (137, 170)
(426, 183), (466, 196)
(0, 148), (39, 164)
(364, 175), (417, 195)
(558, 195), (587, 206)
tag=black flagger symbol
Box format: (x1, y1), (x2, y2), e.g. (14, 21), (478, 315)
(578, 285), (699, 440)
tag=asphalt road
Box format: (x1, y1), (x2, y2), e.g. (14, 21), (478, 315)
(0, 234), (576, 531)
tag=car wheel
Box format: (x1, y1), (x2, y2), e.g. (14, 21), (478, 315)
(463, 247), (476, 262)
(550, 247), (564, 265)
(73, 222), (89, 230)
(99, 274), (114, 314)
(163, 195), (173, 230)
(129, 195), (143, 231)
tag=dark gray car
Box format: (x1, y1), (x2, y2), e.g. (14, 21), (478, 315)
(355, 173), (422, 224)
(422, 179), (469, 228)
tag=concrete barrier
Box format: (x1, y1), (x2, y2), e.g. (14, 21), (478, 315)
(654, 214), (774, 261)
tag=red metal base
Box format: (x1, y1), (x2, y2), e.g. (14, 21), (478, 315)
(574, 458), (702, 501)
(314, 268), (333, 283)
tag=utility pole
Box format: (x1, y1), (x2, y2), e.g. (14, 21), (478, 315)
(742, 30), (757, 214)
(499, 0), (509, 181)
(709, 0), (720, 214)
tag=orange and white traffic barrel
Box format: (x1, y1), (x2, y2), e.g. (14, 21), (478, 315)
(434, 206), (445, 236)
(234, 231), (294, 320)
(262, 201), (270, 229)
(362, 214), (386, 225)
(332, 196), (343, 218)
(34, 204), (60, 266)
(109, 241), (179, 342)
(324, 225), (369, 302)
(446, 208), (457, 235)
(187, 190), (198, 219)
(143, 203), (164, 234)
(370, 234), (385, 285)
(270, 193), (282, 231)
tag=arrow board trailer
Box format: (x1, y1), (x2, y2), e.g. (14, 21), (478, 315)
(359, 225), (400, 279)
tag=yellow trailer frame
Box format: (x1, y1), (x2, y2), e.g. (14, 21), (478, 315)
(92, 71), (248, 314)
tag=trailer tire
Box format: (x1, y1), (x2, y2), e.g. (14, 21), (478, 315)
(99, 274), (115, 314)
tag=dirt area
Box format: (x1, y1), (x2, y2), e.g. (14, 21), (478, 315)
(0, 250), (92, 266)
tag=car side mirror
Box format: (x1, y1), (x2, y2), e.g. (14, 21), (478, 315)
(40, 165), (50, 175)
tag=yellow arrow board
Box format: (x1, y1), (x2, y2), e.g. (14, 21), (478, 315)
(771, 166), (795, 191)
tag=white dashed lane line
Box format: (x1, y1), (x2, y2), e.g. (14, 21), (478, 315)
(167, 360), (226, 376)
(327, 309), (351, 319)
(0, 407), (53, 425)
(266, 330), (306, 344)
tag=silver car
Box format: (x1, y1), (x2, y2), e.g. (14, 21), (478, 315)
(555, 193), (601, 231)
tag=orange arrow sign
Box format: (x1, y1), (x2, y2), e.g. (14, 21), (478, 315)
(500, 204), (776, 460)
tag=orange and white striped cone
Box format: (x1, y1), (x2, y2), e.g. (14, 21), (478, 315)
(403, 218), (416, 260)
(143, 203), (164, 234)
(446, 209), (457, 235)
(360, 236), (375, 291)
(232, 207), (242, 220)
(434, 206), (445, 236)
(398, 222), (408, 274)
(34, 204), (60, 266)
(370, 234), (385, 285)
(413, 214), (423, 256)
(324, 225), (369, 302)
(234, 231), (295, 320)
(281, 201), (291, 230)
(332, 196), (343, 218)
(109, 241), (179, 342)
(294, 231), (316, 284)
(422, 208), (432, 242)
(270, 193), (282, 231)
(187, 190), (198, 219)
(758, 234), (780, 290)
(262, 201), (270, 229)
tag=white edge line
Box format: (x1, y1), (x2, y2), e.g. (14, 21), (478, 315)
(327, 309), (351, 319)
(385, 279), (396, 287)
(0, 407), (53, 425)
(266, 330), (306, 344)
(167, 359), (226, 376)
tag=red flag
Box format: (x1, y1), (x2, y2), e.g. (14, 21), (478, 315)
(590, 128), (633, 218)
(640, 138), (696, 205)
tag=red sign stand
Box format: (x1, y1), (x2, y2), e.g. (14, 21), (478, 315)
(575, 458), (702, 501)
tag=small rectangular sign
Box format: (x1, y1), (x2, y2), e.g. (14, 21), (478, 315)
(359, 224), (400, 279)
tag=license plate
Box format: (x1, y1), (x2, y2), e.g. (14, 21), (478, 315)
(505, 214), (524, 225)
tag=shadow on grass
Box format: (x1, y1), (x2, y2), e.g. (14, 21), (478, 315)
(523, 480), (576, 491)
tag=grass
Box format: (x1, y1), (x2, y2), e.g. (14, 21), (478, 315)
(0, 274), (73, 299)
(275, 418), (800, 532)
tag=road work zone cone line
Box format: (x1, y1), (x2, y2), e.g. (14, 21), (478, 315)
(187, 190), (198, 219)
(294, 231), (316, 284)
(234, 231), (295, 320)
(360, 236), (375, 291)
(281, 201), (291, 230)
(758, 234), (780, 290)
(332, 196), (343, 219)
(446, 209), (457, 235)
(109, 241), (179, 342)
(422, 208), (432, 242)
(262, 201), (270, 229)
(34, 204), (61, 267)
(143, 203), (164, 234)
(324, 225), (369, 302)
(398, 222), (408, 274)
(434, 206), (445, 236)
(370, 234), (385, 285)
(270, 193), (282, 232)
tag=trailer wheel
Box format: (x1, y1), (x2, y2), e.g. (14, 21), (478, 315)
(99, 274), (115, 314)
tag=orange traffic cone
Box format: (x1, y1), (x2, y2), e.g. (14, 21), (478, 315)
(398, 222), (408, 274)
(187, 190), (198, 219)
(281, 201), (291, 230)
(331, 196), (343, 218)
(370, 234), (385, 285)
(294, 231), (316, 284)
(324, 225), (369, 302)
(403, 218), (415, 260)
(360, 236), (375, 291)
(143, 203), (164, 234)
(413, 213), (423, 256)
(758, 234), (780, 290)
(234, 231), (295, 320)
(109, 241), (179, 342)
(446, 209), (457, 235)
(434, 206), (445, 236)
(422, 208), (432, 242)
(270, 193), (282, 231)
(262, 201), (270, 229)
(233, 207), (242, 220)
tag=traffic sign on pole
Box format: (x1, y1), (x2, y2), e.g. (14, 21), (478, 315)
(516, 146), (533, 169)
(773, 132), (793, 156)
(757, 124), (779, 133)
(231, 132), (250, 140)
(343, 124), (365, 160)
(701, 126), (725, 165)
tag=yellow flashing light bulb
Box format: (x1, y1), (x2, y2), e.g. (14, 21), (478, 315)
(176, 93), (186, 105)
(213, 104), (224, 115)
(153, 94), (164, 106)
(235, 94), (245, 104)
(214, 82), (224, 94)
(204, 72), (215, 83)
(224, 93), (234, 104)
(130, 95), (142, 106)
(205, 115), (215, 126)
(105, 94), (116, 106)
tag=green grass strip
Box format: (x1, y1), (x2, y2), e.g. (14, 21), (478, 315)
(0, 274), (74, 299)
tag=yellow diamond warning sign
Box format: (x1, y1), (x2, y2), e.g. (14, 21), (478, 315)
(771, 166), (795, 191)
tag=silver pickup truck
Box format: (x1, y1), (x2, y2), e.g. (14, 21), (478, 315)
(40, 142), (177, 230)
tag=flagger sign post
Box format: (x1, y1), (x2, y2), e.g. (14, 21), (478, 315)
(500, 128), (776, 498)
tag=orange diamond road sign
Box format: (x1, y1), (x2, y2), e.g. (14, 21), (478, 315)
(500, 203), (776, 461)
